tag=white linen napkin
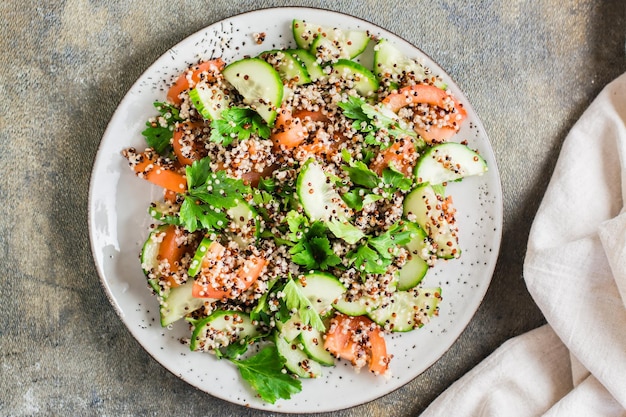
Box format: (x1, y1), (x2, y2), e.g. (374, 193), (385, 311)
(421, 73), (626, 417)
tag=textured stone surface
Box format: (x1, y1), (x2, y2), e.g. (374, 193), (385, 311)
(1, 1), (625, 416)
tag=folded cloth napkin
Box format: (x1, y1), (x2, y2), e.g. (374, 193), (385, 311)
(421, 73), (626, 417)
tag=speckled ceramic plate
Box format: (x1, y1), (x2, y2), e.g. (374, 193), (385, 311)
(88, 7), (502, 413)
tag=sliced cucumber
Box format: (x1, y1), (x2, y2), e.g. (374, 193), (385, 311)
(160, 280), (206, 327)
(374, 39), (428, 85)
(189, 81), (231, 121)
(275, 332), (322, 378)
(330, 59), (379, 98)
(373, 39), (447, 89)
(258, 49), (311, 86)
(226, 200), (260, 248)
(310, 28), (370, 62)
(188, 236), (214, 277)
(287, 48), (325, 81)
(333, 292), (380, 316)
(299, 326), (334, 366)
(397, 223), (430, 290)
(298, 272), (346, 316)
(148, 201), (179, 223)
(222, 58), (284, 126)
(140, 226), (165, 294)
(292, 19), (370, 61)
(403, 184), (460, 259)
(190, 310), (260, 351)
(296, 158), (351, 222)
(292, 19), (319, 50)
(368, 287), (442, 332)
(276, 313), (307, 342)
(415, 142), (488, 186)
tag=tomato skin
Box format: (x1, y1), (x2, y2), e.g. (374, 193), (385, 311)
(128, 150), (188, 193)
(172, 122), (206, 166)
(166, 58), (226, 105)
(157, 225), (193, 288)
(271, 108), (308, 150)
(192, 242), (267, 300)
(382, 84), (467, 144)
(369, 137), (417, 177)
(324, 313), (390, 375)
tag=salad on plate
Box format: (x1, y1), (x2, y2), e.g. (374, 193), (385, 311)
(121, 18), (487, 404)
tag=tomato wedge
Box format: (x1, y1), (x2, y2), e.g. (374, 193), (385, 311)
(157, 225), (193, 288)
(369, 137), (417, 177)
(382, 84), (467, 143)
(172, 122), (205, 166)
(192, 241), (267, 300)
(166, 58), (226, 105)
(324, 313), (390, 375)
(127, 150), (187, 193)
(271, 108), (308, 150)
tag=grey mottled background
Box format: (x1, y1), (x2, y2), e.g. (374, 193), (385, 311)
(1, 1), (625, 416)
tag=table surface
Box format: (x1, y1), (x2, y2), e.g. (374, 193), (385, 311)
(1, 1), (625, 416)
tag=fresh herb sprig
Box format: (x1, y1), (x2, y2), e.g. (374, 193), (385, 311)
(142, 101), (183, 154)
(231, 345), (302, 404)
(210, 107), (271, 146)
(337, 96), (417, 149)
(348, 221), (415, 275)
(179, 157), (252, 232)
(283, 278), (326, 331)
(340, 150), (413, 211)
(285, 211), (341, 271)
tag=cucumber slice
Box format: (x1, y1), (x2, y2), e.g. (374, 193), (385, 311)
(190, 310), (260, 351)
(148, 201), (179, 223)
(330, 59), (379, 98)
(160, 280), (206, 327)
(222, 58), (284, 126)
(415, 142), (488, 186)
(287, 49), (325, 81)
(292, 19), (370, 61)
(226, 200), (260, 248)
(275, 332), (322, 378)
(292, 19), (319, 50)
(373, 39), (428, 85)
(310, 28), (370, 62)
(299, 272), (346, 316)
(403, 184), (460, 259)
(296, 158), (351, 222)
(258, 49), (311, 86)
(368, 287), (442, 332)
(373, 39), (447, 89)
(140, 225), (169, 295)
(189, 81), (231, 121)
(397, 224), (431, 290)
(188, 236), (214, 277)
(333, 293), (380, 316)
(276, 313), (306, 342)
(299, 326), (334, 366)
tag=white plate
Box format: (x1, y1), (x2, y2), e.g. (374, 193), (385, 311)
(88, 7), (502, 413)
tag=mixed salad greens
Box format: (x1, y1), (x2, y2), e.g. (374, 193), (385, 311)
(122, 19), (488, 403)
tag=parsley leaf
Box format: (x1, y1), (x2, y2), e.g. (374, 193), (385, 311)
(338, 96), (417, 150)
(285, 212), (342, 271)
(349, 244), (389, 275)
(178, 157), (252, 232)
(342, 160), (380, 189)
(142, 101), (182, 154)
(327, 219), (365, 245)
(348, 221), (415, 275)
(210, 107), (271, 146)
(231, 345), (302, 404)
(283, 279), (326, 331)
